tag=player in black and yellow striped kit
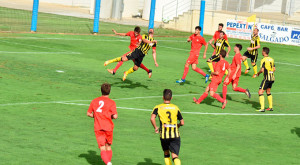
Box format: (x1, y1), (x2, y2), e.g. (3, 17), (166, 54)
(104, 28), (158, 81)
(242, 28), (261, 78)
(151, 89), (184, 165)
(256, 47), (275, 112)
(207, 31), (231, 74)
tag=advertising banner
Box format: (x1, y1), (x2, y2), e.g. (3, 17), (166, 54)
(226, 20), (300, 46)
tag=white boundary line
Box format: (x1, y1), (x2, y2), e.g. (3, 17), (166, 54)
(1, 92), (300, 116)
(55, 103), (300, 116)
(0, 51), (80, 55)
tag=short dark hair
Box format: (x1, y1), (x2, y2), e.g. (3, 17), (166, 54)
(134, 26), (141, 33)
(101, 83), (111, 95)
(219, 23), (224, 27)
(220, 49), (227, 58)
(219, 31), (225, 35)
(195, 26), (202, 31)
(163, 89), (172, 101)
(262, 47), (270, 55)
(235, 44), (242, 51)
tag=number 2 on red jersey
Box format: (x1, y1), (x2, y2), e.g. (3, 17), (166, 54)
(96, 101), (104, 113)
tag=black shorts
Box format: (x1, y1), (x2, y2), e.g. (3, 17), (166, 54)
(243, 51), (258, 63)
(209, 54), (220, 62)
(259, 79), (274, 90)
(126, 49), (145, 67)
(160, 137), (181, 156)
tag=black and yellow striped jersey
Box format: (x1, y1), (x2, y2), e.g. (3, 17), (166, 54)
(248, 35), (260, 55)
(260, 56), (275, 81)
(214, 38), (230, 55)
(152, 103), (183, 139)
(137, 34), (156, 55)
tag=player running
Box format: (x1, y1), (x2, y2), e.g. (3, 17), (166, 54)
(256, 47), (275, 112)
(151, 89), (184, 165)
(207, 31), (230, 75)
(242, 28), (261, 78)
(104, 28), (158, 81)
(176, 26), (209, 84)
(208, 23), (228, 44)
(108, 26), (152, 77)
(222, 44), (251, 100)
(87, 83), (118, 165)
(193, 50), (230, 109)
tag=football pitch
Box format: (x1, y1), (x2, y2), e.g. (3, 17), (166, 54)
(1, 11), (300, 165)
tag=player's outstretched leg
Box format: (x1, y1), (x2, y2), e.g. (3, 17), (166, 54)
(104, 57), (122, 66)
(123, 66), (137, 81)
(176, 65), (189, 83)
(243, 60), (250, 74)
(222, 85), (227, 100)
(252, 63), (257, 78)
(193, 92), (208, 104)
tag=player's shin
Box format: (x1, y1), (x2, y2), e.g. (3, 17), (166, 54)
(140, 63), (149, 73)
(259, 94), (265, 110)
(243, 60), (250, 70)
(198, 93), (208, 103)
(253, 64), (258, 74)
(212, 93), (224, 103)
(125, 67), (135, 75)
(181, 66), (189, 80)
(173, 158), (181, 165)
(100, 151), (109, 164)
(207, 62), (214, 72)
(113, 61), (124, 73)
(111, 57), (122, 63)
(233, 87), (246, 93)
(267, 94), (273, 109)
(194, 67), (206, 77)
(106, 150), (112, 162)
(222, 85), (227, 100)
(164, 155), (172, 165)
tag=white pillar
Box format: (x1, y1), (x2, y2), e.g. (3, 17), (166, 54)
(90, 0), (95, 14)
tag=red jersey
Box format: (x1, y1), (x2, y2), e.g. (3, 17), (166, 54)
(230, 53), (242, 77)
(189, 34), (206, 54)
(87, 96), (117, 132)
(213, 31), (228, 41)
(126, 31), (142, 51)
(211, 59), (230, 83)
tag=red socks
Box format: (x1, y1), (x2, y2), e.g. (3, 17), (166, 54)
(197, 93), (208, 103)
(181, 66), (189, 80)
(140, 63), (150, 73)
(106, 150), (112, 162)
(100, 151), (109, 164)
(194, 67), (206, 77)
(212, 93), (224, 103)
(113, 61), (123, 73)
(233, 87), (246, 93)
(222, 86), (227, 100)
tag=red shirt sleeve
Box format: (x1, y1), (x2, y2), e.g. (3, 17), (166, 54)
(189, 34), (194, 41)
(126, 31), (133, 36)
(234, 56), (240, 65)
(201, 37), (207, 45)
(87, 100), (94, 113)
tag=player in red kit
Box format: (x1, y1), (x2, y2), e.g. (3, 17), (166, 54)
(176, 26), (209, 83)
(193, 50), (230, 109)
(222, 44), (251, 100)
(208, 23), (228, 44)
(87, 83), (118, 165)
(108, 26), (152, 77)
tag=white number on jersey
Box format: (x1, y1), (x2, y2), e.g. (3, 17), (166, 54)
(222, 63), (226, 71)
(96, 101), (104, 113)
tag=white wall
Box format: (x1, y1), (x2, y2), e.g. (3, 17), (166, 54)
(40, 0), (91, 7)
(122, 0), (141, 18)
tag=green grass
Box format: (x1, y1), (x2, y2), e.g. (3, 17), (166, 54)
(1, 7), (300, 165)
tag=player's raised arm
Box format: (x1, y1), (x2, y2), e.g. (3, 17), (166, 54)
(227, 45), (231, 57)
(152, 48), (158, 67)
(87, 112), (94, 118)
(112, 29), (126, 36)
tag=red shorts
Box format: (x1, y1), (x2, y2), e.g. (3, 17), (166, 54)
(186, 53), (199, 64)
(224, 74), (240, 86)
(95, 130), (113, 148)
(209, 81), (221, 92)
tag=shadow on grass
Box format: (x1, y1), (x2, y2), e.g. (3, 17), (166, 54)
(291, 127), (300, 138)
(112, 79), (149, 89)
(78, 150), (104, 165)
(226, 95), (260, 110)
(137, 158), (162, 165)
